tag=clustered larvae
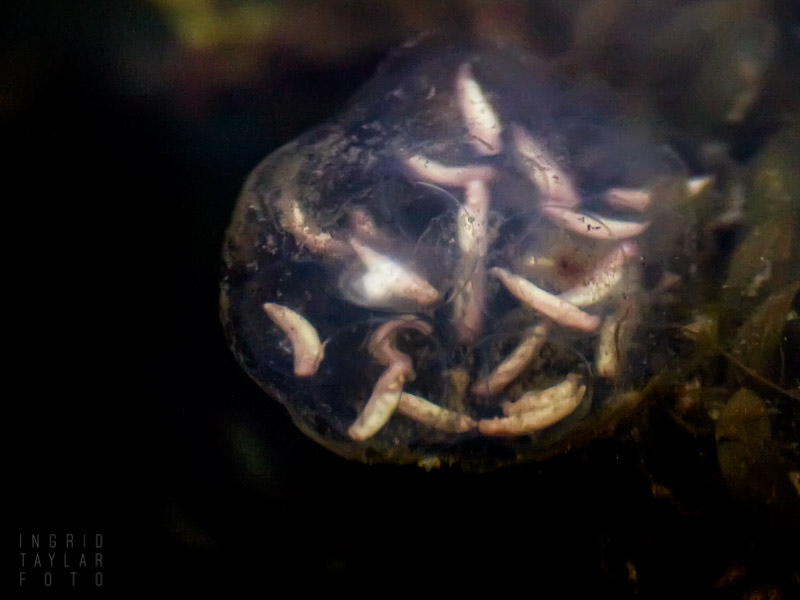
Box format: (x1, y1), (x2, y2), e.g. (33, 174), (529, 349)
(259, 59), (659, 442)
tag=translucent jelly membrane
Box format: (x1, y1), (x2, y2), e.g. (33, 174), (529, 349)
(221, 37), (691, 467)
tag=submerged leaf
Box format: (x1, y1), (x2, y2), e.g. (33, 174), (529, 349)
(716, 388), (800, 517)
(715, 388), (771, 446)
(720, 127), (800, 336)
(730, 281), (800, 391)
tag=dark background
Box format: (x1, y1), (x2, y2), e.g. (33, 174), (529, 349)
(9, 1), (799, 597)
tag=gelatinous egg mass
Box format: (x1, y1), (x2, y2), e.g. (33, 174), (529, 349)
(220, 37), (692, 468)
